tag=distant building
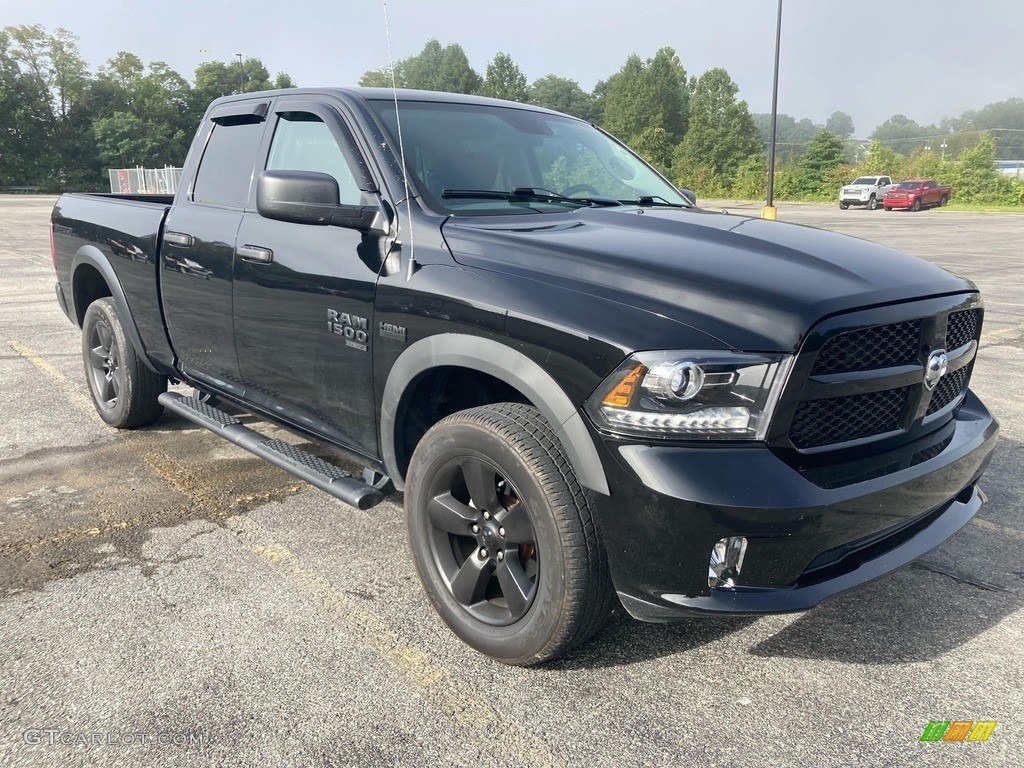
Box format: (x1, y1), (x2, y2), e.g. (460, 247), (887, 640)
(995, 160), (1024, 178)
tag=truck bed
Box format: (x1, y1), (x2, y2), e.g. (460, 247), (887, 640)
(51, 192), (174, 368)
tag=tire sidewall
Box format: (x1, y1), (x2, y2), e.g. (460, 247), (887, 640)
(82, 298), (133, 426)
(406, 419), (570, 663)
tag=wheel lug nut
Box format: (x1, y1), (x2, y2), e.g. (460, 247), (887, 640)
(498, 527), (505, 537)
(479, 548), (488, 559)
(483, 511), (491, 520)
(497, 551), (504, 561)
(471, 524), (479, 533)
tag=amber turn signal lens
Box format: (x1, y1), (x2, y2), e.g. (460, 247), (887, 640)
(602, 363), (645, 408)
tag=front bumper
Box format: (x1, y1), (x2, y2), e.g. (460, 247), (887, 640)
(840, 193), (872, 205)
(884, 198), (914, 209)
(589, 390), (999, 621)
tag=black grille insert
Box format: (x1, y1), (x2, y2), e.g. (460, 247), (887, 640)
(790, 387), (910, 449)
(927, 367), (968, 415)
(812, 320), (921, 376)
(946, 308), (980, 351)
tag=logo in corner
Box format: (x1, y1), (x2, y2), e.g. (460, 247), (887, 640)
(924, 349), (948, 391)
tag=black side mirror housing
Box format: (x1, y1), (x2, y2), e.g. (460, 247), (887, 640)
(677, 187), (697, 206)
(256, 170), (386, 233)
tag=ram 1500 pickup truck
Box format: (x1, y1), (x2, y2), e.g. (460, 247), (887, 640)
(51, 88), (999, 665)
(884, 179), (952, 211)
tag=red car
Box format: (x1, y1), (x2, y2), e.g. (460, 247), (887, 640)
(884, 179), (952, 211)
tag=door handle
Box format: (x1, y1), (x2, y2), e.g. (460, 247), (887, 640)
(164, 231), (193, 247)
(237, 245), (274, 264)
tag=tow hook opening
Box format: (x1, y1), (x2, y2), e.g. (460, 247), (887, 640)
(708, 536), (748, 589)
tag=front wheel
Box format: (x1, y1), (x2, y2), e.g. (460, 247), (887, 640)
(82, 297), (167, 428)
(911, 198), (922, 212)
(867, 195), (878, 210)
(884, 206), (892, 211)
(839, 202), (849, 210)
(940, 194), (948, 206)
(405, 403), (615, 665)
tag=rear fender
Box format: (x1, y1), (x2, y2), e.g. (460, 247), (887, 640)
(71, 246), (158, 373)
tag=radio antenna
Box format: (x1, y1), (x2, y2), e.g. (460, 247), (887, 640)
(381, 0), (416, 281)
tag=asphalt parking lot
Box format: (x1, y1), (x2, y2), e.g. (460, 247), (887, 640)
(1, 196), (1022, 767)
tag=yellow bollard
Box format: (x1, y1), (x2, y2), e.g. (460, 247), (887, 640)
(761, 205), (777, 220)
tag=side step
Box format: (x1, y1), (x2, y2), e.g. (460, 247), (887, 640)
(158, 392), (385, 510)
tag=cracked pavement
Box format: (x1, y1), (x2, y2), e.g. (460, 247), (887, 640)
(1, 196), (1022, 767)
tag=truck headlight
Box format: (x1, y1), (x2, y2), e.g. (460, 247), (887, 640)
(586, 351), (793, 439)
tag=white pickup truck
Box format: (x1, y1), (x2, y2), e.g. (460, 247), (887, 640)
(839, 175), (893, 210)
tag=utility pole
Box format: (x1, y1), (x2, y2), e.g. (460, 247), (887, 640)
(763, 0), (783, 221)
(235, 53), (244, 93)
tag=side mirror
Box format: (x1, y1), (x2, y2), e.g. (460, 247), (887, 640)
(256, 170), (386, 233)
(677, 187), (697, 206)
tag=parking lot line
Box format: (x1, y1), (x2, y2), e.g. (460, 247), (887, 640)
(227, 514), (565, 768)
(7, 338), (94, 412)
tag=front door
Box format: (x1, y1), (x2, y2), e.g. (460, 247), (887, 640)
(232, 100), (386, 456)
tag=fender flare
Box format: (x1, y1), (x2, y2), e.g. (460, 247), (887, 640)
(381, 333), (609, 495)
(70, 246), (159, 372)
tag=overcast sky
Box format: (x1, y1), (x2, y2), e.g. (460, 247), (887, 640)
(7, 0), (1023, 135)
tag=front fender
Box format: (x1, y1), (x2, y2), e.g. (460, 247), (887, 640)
(380, 333), (609, 495)
(71, 246), (158, 373)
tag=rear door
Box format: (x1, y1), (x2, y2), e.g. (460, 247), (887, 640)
(232, 98), (386, 456)
(161, 101), (270, 395)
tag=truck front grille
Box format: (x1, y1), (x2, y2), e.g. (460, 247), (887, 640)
(790, 388), (910, 449)
(811, 320), (920, 376)
(778, 297), (982, 452)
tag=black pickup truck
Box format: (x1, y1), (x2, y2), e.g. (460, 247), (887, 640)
(51, 88), (998, 665)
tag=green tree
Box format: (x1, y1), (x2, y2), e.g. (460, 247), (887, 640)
(870, 114), (934, 155)
(0, 28), (54, 185)
(528, 75), (596, 121)
(799, 129), (848, 196)
(361, 40), (481, 94)
(825, 110), (855, 139)
(857, 140), (906, 179)
(672, 68), (760, 189)
(752, 112), (821, 160)
(480, 52), (528, 102)
(273, 72), (296, 89)
(602, 47), (688, 148)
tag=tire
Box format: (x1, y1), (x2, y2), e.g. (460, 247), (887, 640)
(82, 297), (167, 428)
(911, 198), (922, 212)
(884, 206), (892, 211)
(940, 194), (948, 206)
(405, 403), (615, 665)
(838, 202), (849, 210)
(867, 195), (878, 210)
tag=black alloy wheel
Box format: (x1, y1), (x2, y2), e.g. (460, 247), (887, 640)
(82, 297), (167, 428)
(424, 456), (539, 625)
(86, 316), (120, 411)
(405, 403), (615, 665)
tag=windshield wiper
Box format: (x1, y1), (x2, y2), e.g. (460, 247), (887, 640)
(631, 195), (692, 209)
(442, 188), (603, 208)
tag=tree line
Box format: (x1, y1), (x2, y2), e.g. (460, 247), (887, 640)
(2, 26), (1022, 204)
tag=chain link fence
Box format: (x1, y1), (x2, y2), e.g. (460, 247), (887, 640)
(108, 166), (183, 194)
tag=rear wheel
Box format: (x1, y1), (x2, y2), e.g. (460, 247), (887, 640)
(911, 198), (922, 212)
(405, 403), (615, 665)
(82, 297), (167, 428)
(867, 195), (878, 210)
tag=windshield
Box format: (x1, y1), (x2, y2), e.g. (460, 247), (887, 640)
(852, 177), (878, 185)
(895, 181), (921, 190)
(367, 99), (689, 215)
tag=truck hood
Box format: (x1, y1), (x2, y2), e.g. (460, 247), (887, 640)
(440, 206), (973, 351)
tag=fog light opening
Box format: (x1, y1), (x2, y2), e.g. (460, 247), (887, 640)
(708, 536), (748, 589)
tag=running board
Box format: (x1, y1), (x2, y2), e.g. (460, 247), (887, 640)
(158, 392), (385, 510)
